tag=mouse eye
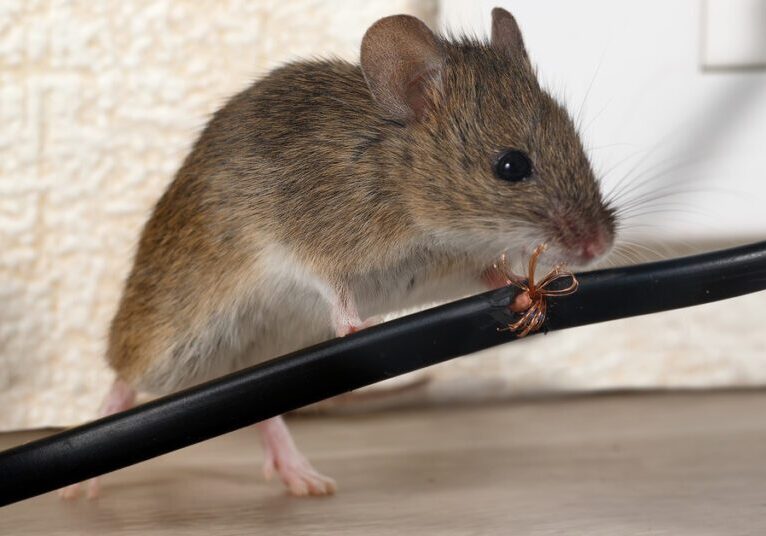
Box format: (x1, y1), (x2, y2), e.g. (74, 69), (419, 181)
(494, 149), (533, 182)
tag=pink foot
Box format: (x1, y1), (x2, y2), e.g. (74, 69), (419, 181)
(328, 286), (378, 338)
(257, 416), (336, 497)
(57, 379), (135, 500)
(58, 478), (100, 500)
(337, 316), (378, 337)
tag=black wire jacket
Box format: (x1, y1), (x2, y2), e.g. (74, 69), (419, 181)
(1, 240), (765, 506)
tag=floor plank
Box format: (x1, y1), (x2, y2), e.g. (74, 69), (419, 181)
(2, 390), (766, 535)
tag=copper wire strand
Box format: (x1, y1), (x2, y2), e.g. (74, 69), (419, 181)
(497, 244), (579, 337)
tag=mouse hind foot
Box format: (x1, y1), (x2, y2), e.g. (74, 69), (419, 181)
(257, 416), (336, 496)
(58, 378), (136, 500)
(57, 477), (101, 500)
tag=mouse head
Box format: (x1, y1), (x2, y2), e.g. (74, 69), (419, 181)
(361, 8), (616, 266)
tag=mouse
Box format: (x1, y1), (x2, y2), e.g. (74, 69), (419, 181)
(59, 7), (616, 499)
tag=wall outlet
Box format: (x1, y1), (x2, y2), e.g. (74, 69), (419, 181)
(702, 0), (766, 69)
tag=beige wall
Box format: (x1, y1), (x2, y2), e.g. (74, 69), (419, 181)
(2, 1), (764, 431)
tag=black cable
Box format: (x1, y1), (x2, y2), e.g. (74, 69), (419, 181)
(1, 240), (765, 506)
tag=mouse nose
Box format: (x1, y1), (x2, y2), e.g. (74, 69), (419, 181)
(554, 211), (615, 265)
(575, 228), (612, 263)
(580, 240), (605, 261)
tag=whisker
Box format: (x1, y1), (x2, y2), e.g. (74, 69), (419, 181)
(575, 44), (609, 131)
(607, 156), (708, 206)
(616, 187), (722, 215)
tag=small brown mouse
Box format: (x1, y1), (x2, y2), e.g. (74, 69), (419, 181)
(60, 7), (616, 499)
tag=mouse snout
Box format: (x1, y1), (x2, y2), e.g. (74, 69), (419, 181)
(576, 231), (610, 262)
(555, 219), (613, 266)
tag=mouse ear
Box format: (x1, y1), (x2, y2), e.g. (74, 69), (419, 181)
(491, 7), (529, 62)
(361, 15), (443, 123)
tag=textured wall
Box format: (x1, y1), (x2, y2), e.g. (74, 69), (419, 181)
(2, 1), (764, 432)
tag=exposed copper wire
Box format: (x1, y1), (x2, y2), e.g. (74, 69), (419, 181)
(494, 244), (579, 337)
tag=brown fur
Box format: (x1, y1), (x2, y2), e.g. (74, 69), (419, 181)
(108, 9), (616, 392)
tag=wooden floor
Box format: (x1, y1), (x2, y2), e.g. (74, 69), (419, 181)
(2, 390), (766, 535)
